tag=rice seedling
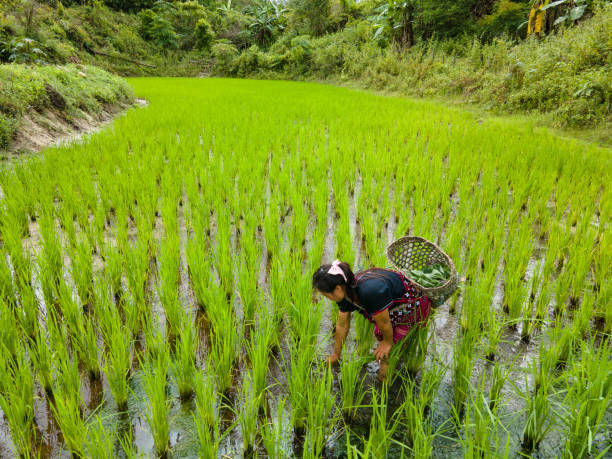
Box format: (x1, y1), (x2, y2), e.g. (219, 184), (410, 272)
(170, 313), (197, 401)
(513, 357), (556, 454)
(70, 234), (94, 307)
(85, 415), (116, 459)
(451, 331), (476, 419)
(560, 337), (612, 459)
(102, 241), (124, 300)
(140, 353), (170, 458)
(14, 277), (39, 340)
(363, 384), (399, 457)
(0, 250), (16, 309)
(236, 371), (261, 456)
(262, 397), (292, 459)
(0, 345), (36, 458)
(102, 315), (133, 412)
(303, 364), (337, 458)
(401, 322), (431, 378)
(246, 323), (272, 404)
(339, 353), (367, 422)
(286, 338), (315, 433)
(354, 315), (375, 357)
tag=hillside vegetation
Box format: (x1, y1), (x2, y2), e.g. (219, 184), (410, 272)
(0, 64), (133, 152)
(1, 0), (610, 143)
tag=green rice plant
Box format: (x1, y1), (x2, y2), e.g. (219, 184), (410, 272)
(339, 353), (367, 422)
(102, 317), (132, 412)
(85, 415), (116, 459)
(37, 210), (64, 297)
(364, 384), (399, 457)
(487, 360), (513, 414)
(452, 331), (476, 420)
(50, 386), (86, 458)
(194, 367), (217, 435)
(402, 322), (431, 378)
(140, 353), (170, 458)
(262, 397), (292, 459)
(559, 343), (612, 458)
(102, 241), (124, 300)
(400, 375), (428, 449)
(354, 316), (375, 357)
(125, 239), (150, 306)
(15, 277), (39, 340)
(1, 214), (30, 286)
(28, 327), (54, 397)
(458, 386), (497, 459)
(237, 371), (261, 456)
(213, 207), (234, 299)
(0, 250), (16, 309)
(70, 234), (94, 307)
(0, 345), (36, 458)
(514, 357), (556, 454)
(238, 249), (259, 327)
(303, 363), (337, 458)
(288, 270), (323, 347)
(247, 323), (272, 403)
(286, 339), (315, 433)
(170, 313), (197, 401)
(76, 315), (102, 380)
(209, 308), (240, 395)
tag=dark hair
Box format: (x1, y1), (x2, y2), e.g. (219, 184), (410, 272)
(312, 261), (357, 301)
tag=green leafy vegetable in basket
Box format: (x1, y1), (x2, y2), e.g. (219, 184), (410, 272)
(407, 263), (451, 288)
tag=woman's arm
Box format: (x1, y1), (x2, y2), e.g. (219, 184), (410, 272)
(329, 311), (351, 364)
(372, 309), (393, 362)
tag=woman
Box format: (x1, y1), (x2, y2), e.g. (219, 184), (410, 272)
(312, 260), (432, 381)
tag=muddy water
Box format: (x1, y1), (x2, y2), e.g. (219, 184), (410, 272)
(0, 169), (609, 458)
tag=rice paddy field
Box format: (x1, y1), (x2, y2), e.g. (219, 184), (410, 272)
(0, 78), (611, 458)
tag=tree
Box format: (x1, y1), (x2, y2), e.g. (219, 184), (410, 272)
(194, 18), (214, 51)
(289, 0), (331, 36)
(372, 0), (420, 48)
(245, 0), (287, 47)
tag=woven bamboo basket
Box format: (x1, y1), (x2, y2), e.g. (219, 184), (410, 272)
(387, 236), (458, 307)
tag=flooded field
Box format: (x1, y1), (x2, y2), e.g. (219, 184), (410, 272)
(0, 78), (610, 458)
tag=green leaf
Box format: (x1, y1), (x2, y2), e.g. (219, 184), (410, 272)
(569, 5), (586, 21)
(541, 0), (568, 11)
(553, 15), (567, 25)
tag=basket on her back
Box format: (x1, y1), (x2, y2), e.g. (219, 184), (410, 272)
(387, 236), (458, 307)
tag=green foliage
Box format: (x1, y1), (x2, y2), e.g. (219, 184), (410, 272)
(195, 18), (214, 51)
(0, 36), (46, 63)
(477, 1), (530, 40)
(220, 4), (611, 134)
(288, 0), (331, 36)
(211, 40), (238, 73)
(245, 0), (287, 47)
(138, 8), (178, 49)
(0, 63), (133, 151)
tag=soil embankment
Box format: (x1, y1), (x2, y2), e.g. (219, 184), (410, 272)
(0, 64), (135, 157)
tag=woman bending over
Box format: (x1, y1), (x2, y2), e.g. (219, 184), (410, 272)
(312, 260), (432, 381)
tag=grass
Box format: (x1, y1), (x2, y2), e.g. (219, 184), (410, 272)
(0, 77), (609, 457)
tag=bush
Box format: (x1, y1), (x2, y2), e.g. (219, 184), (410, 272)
(211, 41), (239, 75)
(194, 18), (214, 52)
(477, 1), (530, 41)
(234, 44), (266, 77)
(138, 9), (177, 49)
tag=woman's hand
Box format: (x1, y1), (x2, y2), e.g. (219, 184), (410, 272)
(373, 341), (392, 362)
(372, 309), (394, 362)
(327, 353), (340, 366)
